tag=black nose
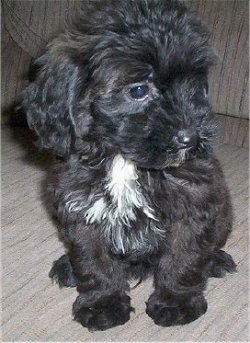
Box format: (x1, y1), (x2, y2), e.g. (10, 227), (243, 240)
(175, 130), (198, 148)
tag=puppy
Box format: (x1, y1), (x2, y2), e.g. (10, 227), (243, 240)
(22, 0), (236, 331)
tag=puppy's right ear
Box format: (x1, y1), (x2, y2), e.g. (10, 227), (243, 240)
(22, 47), (86, 157)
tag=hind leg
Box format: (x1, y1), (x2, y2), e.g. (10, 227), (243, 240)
(206, 250), (237, 278)
(49, 254), (78, 287)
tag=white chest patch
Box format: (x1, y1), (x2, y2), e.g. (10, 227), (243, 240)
(84, 155), (161, 254)
(84, 197), (107, 224)
(84, 155), (156, 225)
(106, 154), (156, 224)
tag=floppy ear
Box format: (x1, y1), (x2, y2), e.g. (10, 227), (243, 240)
(22, 49), (85, 157)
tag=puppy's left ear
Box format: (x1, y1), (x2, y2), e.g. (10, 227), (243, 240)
(22, 47), (86, 157)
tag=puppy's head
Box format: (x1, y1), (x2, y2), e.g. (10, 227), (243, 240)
(23, 0), (217, 168)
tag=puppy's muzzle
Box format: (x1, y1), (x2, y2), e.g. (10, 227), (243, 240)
(173, 129), (198, 150)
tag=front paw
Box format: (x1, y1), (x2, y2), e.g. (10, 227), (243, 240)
(73, 292), (134, 331)
(146, 292), (207, 326)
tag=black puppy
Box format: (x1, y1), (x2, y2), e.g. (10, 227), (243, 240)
(22, 0), (236, 331)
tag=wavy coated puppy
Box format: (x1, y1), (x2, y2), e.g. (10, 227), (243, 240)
(22, 0), (236, 331)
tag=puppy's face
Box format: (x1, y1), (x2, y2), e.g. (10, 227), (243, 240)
(85, 9), (216, 169)
(89, 56), (215, 169)
(23, 0), (217, 169)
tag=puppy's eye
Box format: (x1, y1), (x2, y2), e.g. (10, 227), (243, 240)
(129, 84), (149, 100)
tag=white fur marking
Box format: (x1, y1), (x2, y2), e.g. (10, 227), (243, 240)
(106, 154), (157, 225)
(72, 154), (162, 254)
(65, 194), (86, 214)
(85, 197), (107, 224)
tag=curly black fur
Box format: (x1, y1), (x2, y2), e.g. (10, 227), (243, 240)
(22, 0), (236, 331)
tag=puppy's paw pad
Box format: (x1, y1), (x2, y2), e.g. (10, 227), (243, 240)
(73, 293), (134, 331)
(146, 294), (207, 326)
(49, 254), (78, 288)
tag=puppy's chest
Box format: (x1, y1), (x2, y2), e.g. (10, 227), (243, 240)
(85, 155), (155, 222)
(84, 155), (161, 254)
